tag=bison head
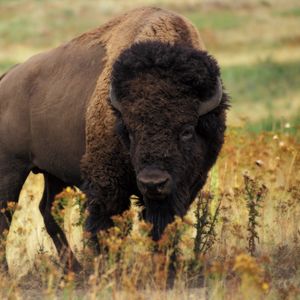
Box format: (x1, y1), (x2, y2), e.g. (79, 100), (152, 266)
(110, 41), (229, 240)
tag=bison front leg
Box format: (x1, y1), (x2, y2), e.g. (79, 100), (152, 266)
(39, 173), (81, 272)
(82, 181), (132, 255)
(80, 147), (136, 255)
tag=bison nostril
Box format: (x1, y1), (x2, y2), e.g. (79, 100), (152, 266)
(157, 178), (168, 186)
(141, 178), (168, 190)
(137, 168), (172, 196)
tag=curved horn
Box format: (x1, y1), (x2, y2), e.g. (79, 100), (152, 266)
(109, 84), (122, 112)
(198, 77), (223, 116)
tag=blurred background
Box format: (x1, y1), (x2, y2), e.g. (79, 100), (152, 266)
(0, 0), (299, 133)
(1, 2), (300, 295)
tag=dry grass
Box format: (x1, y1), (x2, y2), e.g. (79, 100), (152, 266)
(0, 0), (300, 299)
(1, 130), (299, 299)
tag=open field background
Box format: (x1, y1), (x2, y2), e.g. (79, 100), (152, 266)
(0, 0), (299, 299)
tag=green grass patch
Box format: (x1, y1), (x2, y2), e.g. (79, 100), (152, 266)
(277, 6), (300, 17)
(0, 1), (106, 48)
(0, 60), (18, 74)
(246, 113), (300, 136)
(0, 16), (38, 45)
(222, 59), (300, 104)
(187, 11), (248, 30)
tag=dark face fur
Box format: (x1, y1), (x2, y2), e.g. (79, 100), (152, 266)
(110, 41), (229, 240)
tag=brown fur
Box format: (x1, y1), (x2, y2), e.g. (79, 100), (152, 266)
(107, 40), (228, 240)
(0, 7), (228, 268)
(80, 8), (207, 231)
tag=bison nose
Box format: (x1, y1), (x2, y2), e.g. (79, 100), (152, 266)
(137, 168), (172, 197)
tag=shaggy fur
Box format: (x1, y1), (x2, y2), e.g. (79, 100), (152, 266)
(79, 7), (209, 238)
(108, 41), (228, 238)
(111, 41), (222, 104)
(0, 7), (229, 266)
(79, 7), (228, 239)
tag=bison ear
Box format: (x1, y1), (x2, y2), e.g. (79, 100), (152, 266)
(198, 77), (222, 116)
(109, 83), (122, 112)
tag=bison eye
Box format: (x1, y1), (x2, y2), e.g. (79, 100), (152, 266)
(116, 120), (131, 148)
(180, 126), (195, 142)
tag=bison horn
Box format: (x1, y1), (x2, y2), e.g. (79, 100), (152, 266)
(198, 77), (223, 116)
(109, 84), (122, 112)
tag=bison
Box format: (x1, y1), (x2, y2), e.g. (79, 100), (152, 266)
(0, 7), (229, 270)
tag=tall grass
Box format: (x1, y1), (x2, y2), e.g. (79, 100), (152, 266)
(0, 131), (299, 299)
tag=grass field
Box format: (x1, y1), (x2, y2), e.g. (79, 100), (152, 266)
(0, 0), (299, 299)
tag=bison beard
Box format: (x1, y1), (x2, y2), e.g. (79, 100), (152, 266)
(140, 174), (207, 240)
(142, 198), (175, 241)
(138, 187), (187, 241)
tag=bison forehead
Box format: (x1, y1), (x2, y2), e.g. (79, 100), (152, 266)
(122, 102), (198, 133)
(119, 76), (200, 127)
